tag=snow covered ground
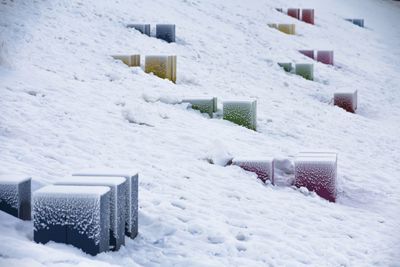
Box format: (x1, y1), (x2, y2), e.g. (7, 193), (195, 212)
(1, 0), (400, 266)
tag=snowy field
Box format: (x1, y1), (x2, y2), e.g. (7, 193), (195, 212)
(1, 0), (400, 266)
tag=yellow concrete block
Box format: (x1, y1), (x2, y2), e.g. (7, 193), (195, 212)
(278, 24), (296, 35)
(145, 55), (177, 83)
(112, 55), (140, 67)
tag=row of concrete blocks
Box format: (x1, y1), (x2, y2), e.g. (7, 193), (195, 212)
(276, 8), (315, 25)
(182, 98), (257, 131)
(127, 24), (176, 43)
(299, 50), (334, 65)
(278, 62), (314, 81)
(229, 151), (338, 202)
(0, 170), (139, 256)
(112, 55), (177, 83)
(268, 23), (296, 35)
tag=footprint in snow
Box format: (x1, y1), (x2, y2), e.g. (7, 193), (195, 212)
(207, 235), (225, 244)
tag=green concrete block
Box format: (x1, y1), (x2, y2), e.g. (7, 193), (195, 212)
(223, 100), (257, 130)
(182, 97), (217, 117)
(278, 62), (293, 72)
(295, 63), (314, 80)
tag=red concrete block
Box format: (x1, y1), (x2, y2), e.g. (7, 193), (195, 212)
(287, 8), (301, 19)
(232, 158), (275, 184)
(334, 90), (358, 113)
(299, 50), (315, 59)
(294, 153), (337, 202)
(317, 50), (334, 65)
(301, 9), (315, 25)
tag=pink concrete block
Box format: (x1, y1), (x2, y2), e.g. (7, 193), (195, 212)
(232, 158), (275, 184)
(301, 9), (315, 25)
(334, 90), (358, 113)
(294, 153), (337, 202)
(299, 50), (315, 59)
(317, 50), (334, 65)
(287, 8), (301, 19)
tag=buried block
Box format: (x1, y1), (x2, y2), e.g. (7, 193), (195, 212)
(33, 185), (111, 256)
(299, 50), (315, 59)
(334, 90), (358, 113)
(294, 152), (337, 202)
(182, 97), (217, 117)
(316, 50), (334, 65)
(295, 63), (314, 80)
(0, 175), (31, 220)
(301, 9), (315, 25)
(232, 158), (275, 184)
(287, 8), (301, 19)
(345, 19), (364, 28)
(275, 8), (283, 12)
(72, 170), (139, 239)
(223, 100), (257, 130)
(156, 24), (176, 43)
(112, 55), (140, 67)
(127, 24), (151, 36)
(277, 24), (296, 35)
(278, 62), (293, 72)
(55, 177), (127, 251)
(145, 55), (177, 83)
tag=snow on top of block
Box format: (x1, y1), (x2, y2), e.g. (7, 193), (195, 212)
(73, 169), (138, 179)
(56, 176), (126, 186)
(223, 99), (256, 105)
(295, 156), (337, 164)
(182, 97), (215, 102)
(334, 90), (357, 96)
(232, 157), (274, 164)
(0, 175), (31, 184)
(34, 185), (110, 196)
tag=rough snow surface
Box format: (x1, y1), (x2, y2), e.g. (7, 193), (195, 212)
(1, 0), (400, 266)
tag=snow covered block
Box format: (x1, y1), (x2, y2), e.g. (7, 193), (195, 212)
(232, 158), (275, 184)
(0, 175), (31, 220)
(156, 24), (176, 43)
(334, 90), (358, 113)
(126, 24), (151, 36)
(275, 8), (283, 12)
(268, 23), (278, 29)
(295, 63), (314, 81)
(299, 50), (315, 59)
(345, 19), (364, 28)
(112, 55), (140, 67)
(182, 97), (217, 117)
(277, 24), (296, 35)
(301, 9), (315, 25)
(223, 100), (257, 130)
(72, 170), (139, 239)
(278, 62), (293, 72)
(287, 8), (301, 19)
(145, 55), (177, 83)
(294, 154), (337, 202)
(55, 177), (127, 251)
(33, 185), (111, 256)
(316, 50), (334, 65)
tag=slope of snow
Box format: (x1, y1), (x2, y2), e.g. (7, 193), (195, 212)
(1, 0), (400, 266)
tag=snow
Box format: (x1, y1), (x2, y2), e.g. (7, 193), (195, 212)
(1, 0), (400, 265)
(0, 175), (31, 184)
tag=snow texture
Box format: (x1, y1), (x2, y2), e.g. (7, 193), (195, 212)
(72, 170), (139, 239)
(223, 100), (257, 130)
(33, 185), (110, 254)
(231, 158), (275, 184)
(55, 177), (127, 250)
(294, 154), (338, 202)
